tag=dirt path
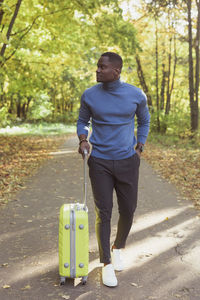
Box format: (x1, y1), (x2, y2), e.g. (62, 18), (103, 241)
(0, 136), (200, 300)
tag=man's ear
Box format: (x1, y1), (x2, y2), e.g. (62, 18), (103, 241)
(114, 68), (121, 77)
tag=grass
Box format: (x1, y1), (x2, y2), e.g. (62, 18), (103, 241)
(148, 131), (200, 150)
(0, 122), (76, 136)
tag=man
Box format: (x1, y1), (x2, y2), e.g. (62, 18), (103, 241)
(77, 52), (150, 287)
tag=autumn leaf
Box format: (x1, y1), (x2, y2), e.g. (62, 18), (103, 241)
(0, 135), (69, 204)
(21, 285), (31, 290)
(143, 142), (200, 209)
(1, 263), (8, 267)
(2, 284), (11, 289)
(131, 282), (143, 288)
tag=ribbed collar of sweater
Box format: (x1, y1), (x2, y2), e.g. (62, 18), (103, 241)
(102, 79), (122, 91)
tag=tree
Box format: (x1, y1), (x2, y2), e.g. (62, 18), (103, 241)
(0, 0), (138, 123)
(126, 0), (197, 135)
(0, 0), (23, 65)
(183, 0), (199, 132)
(135, 53), (153, 108)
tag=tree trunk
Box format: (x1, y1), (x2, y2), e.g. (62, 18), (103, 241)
(194, 0), (200, 130)
(165, 8), (177, 116)
(22, 103), (26, 119)
(187, 0), (196, 131)
(155, 19), (160, 132)
(26, 96), (32, 114)
(135, 54), (153, 108)
(165, 35), (172, 115)
(170, 34), (177, 98)
(0, 0), (22, 60)
(70, 102), (73, 113)
(0, 0), (4, 26)
(8, 95), (14, 114)
(160, 63), (166, 110)
(16, 98), (21, 118)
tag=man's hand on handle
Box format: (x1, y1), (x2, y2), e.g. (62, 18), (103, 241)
(78, 135), (90, 158)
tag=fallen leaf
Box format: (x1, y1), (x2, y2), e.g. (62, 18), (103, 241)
(21, 285), (31, 290)
(3, 284), (11, 289)
(0, 135), (67, 205)
(1, 263), (8, 267)
(143, 143), (200, 209)
(62, 296), (70, 299)
(27, 220), (32, 223)
(145, 253), (152, 257)
(131, 282), (143, 288)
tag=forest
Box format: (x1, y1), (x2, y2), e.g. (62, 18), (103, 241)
(0, 0), (199, 137)
(0, 2), (199, 296)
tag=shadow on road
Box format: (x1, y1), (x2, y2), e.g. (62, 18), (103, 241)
(0, 136), (200, 300)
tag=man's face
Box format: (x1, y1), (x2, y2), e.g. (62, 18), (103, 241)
(96, 56), (119, 83)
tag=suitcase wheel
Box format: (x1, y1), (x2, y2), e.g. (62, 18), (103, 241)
(60, 276), (66, 285)
(81, 276), (88, 285)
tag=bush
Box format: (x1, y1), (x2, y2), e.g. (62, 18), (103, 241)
(53, 111), (78, 124)
(27, 94), (53, 121)
(150, 109), (191, 137)
(0, 106), (10, 127)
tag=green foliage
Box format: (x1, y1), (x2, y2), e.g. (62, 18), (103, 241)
(93, 12), (137, 54)
(0, 0), (138, 126)
(54, 111), (79, 124)
(27, 94), (53, 121)
(0, 106), (10, 127)
(130, 0), (200, 134)
(150, 107), (192, 137)
(148, 130), (200, 150)
(0, 0), (199, 137)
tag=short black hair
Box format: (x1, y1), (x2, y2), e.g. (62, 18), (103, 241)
(101, 52), (123, 70)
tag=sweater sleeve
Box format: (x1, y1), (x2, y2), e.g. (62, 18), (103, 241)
(136, 91), (150, 144)
(77, 92), (91, 137)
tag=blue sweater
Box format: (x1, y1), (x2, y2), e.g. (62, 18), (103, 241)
(77, 79), (150, 160)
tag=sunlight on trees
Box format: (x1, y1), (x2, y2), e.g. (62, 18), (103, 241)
(0, 0), (199, 135)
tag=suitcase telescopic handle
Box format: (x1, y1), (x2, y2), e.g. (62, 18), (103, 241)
(83, 149), (88, 206)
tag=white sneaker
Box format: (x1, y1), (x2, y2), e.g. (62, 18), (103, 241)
(112, 249), (124, 271)
(102, 264), (118, 287)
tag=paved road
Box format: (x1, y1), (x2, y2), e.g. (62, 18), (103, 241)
(0, 136), (200, 300)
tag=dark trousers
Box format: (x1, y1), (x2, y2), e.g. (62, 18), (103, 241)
(88, 154), (140, 264)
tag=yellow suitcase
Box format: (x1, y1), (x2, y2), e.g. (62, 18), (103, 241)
(59, 150), (89, 285)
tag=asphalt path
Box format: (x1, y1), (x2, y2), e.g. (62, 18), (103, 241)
(0, 135), (200, 300)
